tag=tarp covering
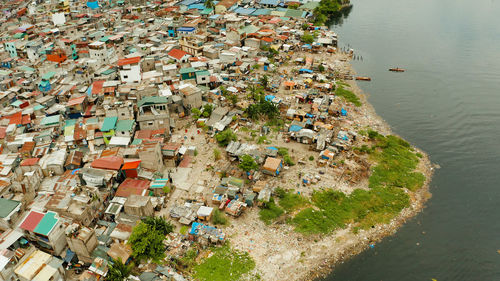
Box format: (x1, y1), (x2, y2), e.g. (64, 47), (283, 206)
(87, 1), (99, 9)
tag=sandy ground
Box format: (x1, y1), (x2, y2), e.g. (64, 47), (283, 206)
(161, 51), (434, 281)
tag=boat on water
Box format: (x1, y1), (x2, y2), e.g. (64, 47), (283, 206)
(355, 76), (371, 81)
(389, 67), (405, 72)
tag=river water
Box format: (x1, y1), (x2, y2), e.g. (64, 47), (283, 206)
(321, 0), (500, 280)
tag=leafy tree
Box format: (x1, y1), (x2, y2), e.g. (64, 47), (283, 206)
(318, 64), (325, 72)
(301, 32), (314, 44)
(106, 258), (133, 281)
(215, 129), (237, 146)
(202, 104), (214, 118)
(128, 217), (173, 263)
(212, 209), (228, 225)
(288, 3), (299, 9)
(259, 75), (269, 90)
(239, 154), (259, 172)
(227, 94), (239, 106)
(313, 0), (344, 25)
(191, 108), (201, 119)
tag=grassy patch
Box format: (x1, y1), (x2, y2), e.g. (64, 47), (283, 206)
(276, 188), (309, 213)
(291, 187), (410, 234)
(336, 86), (362, 107)
(193, 244), (255, 281)
(258, 199), (284, 224)
(369, 135), (425, 191)
(211, 209), (228, 226)
(278, 147), (295, 166)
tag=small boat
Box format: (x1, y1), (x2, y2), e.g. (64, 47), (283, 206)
(355, 76), (371, 81)
(389, 67), (405, 72)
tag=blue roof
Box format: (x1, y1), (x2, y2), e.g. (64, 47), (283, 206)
(259, 0), (280, 5)
(252, 8), (270, 15)
(188, 3), (205, 9)
(234, 7), (256, 15)
(177, 0), (198, 6)
(178, 27), (196, 32)
(209, 14), (221, 19)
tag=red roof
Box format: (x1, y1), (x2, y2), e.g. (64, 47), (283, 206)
(20, 158), (39, 166)
(261, 37), (273, 43)
(0, 127), (6, 139)
(67, 96), (86, 106)
(115, 178), (150, 197)
(21, 115), (30, 125)
(91, 156), (123, 170)
(19, 211), (44, 232)
(92, 80), (104, 95)
(168, 49), (189, 60)
(122, 160), (141, 170)
(117, 56), (141, 66)
(6, 112), (21, 125)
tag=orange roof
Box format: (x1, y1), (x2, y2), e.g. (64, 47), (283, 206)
(168, 48), (189, 60)
(20, 158), (39, 166)
(117, 56), (141, 66)
(67, 96), (86, 106)
(115, 178), (150, 197)
(122, 160), (141, 170)
(91, 156), (123, 170)
(261, 37), (273, 43)
(284, 81), (295, 87)
(92, 80), (104, 95)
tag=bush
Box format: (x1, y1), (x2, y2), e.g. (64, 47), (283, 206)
(212, 209), (228, 226)
(301, 32), (314, 44)
(215, 129), (237, 147)
(128, 217), (173, 262)
(309, 156), (314, 161)
(239, 154), (259, 172)
(213, 148), (221, 161)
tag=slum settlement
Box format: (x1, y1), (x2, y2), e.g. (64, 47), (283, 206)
(0, 0), (431, 280)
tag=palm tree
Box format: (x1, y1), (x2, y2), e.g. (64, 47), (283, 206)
(106, 258), (134, 281)
(204, 0), (215, 10)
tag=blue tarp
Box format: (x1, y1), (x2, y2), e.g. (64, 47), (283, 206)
(289, 125), (302, 132)
(341, 108), (347, 116)
(299, 68), (313, 73)
(64, 249), (75, 263)
(86, 1), (99, 9)
(267, 146), (278, 150)
(265, 95), (275, 102)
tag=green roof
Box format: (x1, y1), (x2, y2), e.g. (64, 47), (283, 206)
(19, 66), (36, 73)
(34, 212), (58, 236)
(11, 100), (23, 107)
(200, 8), (213, 15)
(34, 104), (45, 110)
(99, 36), (110, 42)
(238, 24), (259, 35)
(65, 119), (77, 126)
(179, 67), (196, 74)
(115, 119), (135, 131)
(101, 68), (116, 75)
(0, 198), (20, 218)
(42, 71), (56, 80)
(137, 96), (168, 107)
(0, 69), (12, 76)
(284, 9), (304, 18)
(13, 33), (25, 39)
(40, 115), (61, 126)
(299, 1), (319, 10)
(101, 116), (118, 132)
(195, 70), (210, 76)
(131, 139), (142, 145)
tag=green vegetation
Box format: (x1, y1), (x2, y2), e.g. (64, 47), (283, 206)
(275, 188), (309, 213)
(369, 135), (426, 191)
(180, 248), (198, 269)
(291, 187), (410, 234)
(289, 133), (425, 234)
(301, 32), (314, 44)
(313, 0), (347, 25)
(257, 136), (267, 144)
(105, 258), (133, 281)
(336, 86), (362, 107)
(258, 198), (284, 224)
(309, 156), (315, 161)
(278, 147), (295, 166)
(193, 244), (255, 281)
(202, 104), (214, 118)
(179, 225), (189, 235)
(211, 209), (228, 225)
(128, 217), (173, 262)
(215, 129), (237, 146)
(246, 98), (279, 120)
(204, 0), (215, 9)
(213, 148), (221, 161)
(162, 185), (171, 194)
(239, 154), (259, 172)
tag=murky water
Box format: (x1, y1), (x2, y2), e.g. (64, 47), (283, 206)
(321, 0), (500, 280)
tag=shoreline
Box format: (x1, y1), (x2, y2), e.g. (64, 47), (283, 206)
(225, 54), (435, 281)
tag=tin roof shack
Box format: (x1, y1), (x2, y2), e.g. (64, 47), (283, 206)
(107, 242), (132, 264)
(0, 198), (21, 231)
(196, 206), (213, 221)
(123, 195), (154, 217)
(170, 202), (201, 225)
(66, 95), (88, 117)
(137, 96), (170, 133)
(138, 142), (164, 171)
(65, 150), (83, 170)
(115, 178), (150, 198)
(39, 149), (67, 177)
(179, 83), (203, 110)
(66, 224), (98, 264)
(262, 157), (282, 176)
(121, 159), (141, 179)
(225, 200), (246, 217)
(14, 250), (65, 281)
(80, 167), (118, 189)
(45, 187), (102, 227)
